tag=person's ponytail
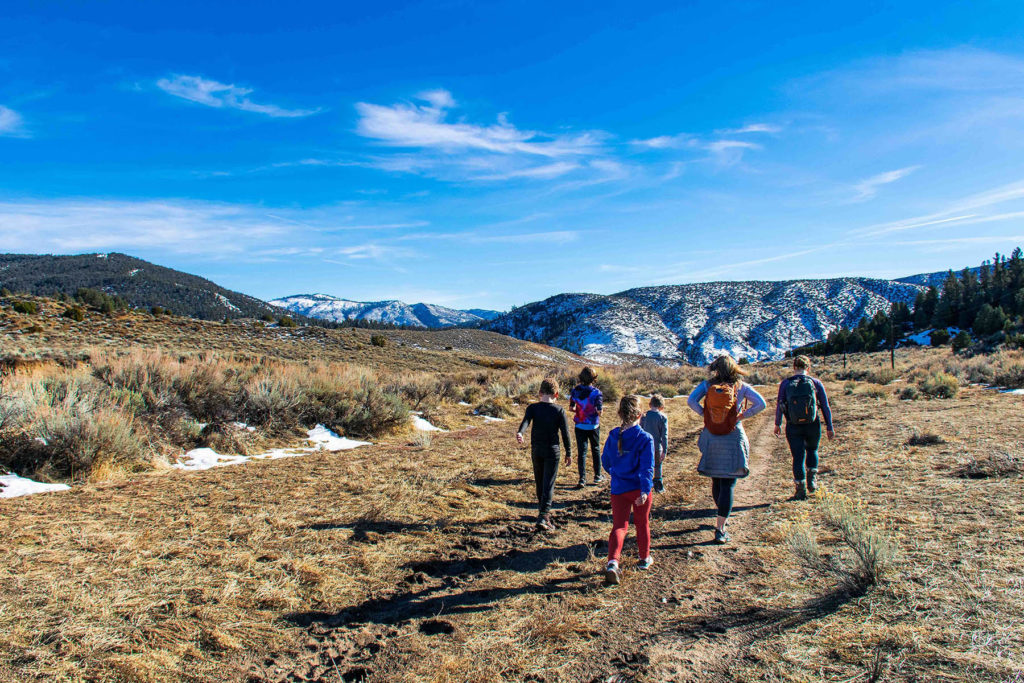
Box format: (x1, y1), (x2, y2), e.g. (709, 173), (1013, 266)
(616, 395), (643, 455)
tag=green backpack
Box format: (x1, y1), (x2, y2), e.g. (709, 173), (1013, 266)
(785, 375), (818, 425)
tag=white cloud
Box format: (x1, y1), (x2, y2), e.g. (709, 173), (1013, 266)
(156, 75), (320, 118)
(630, 135), (691, 149)
(703, 139), (762, 166)
(716, 123), (782, 135)
(850, 165), (921, 201)
(0, 105), (27, 137)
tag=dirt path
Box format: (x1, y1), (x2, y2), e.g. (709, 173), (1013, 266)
(259, 406), (796, 683)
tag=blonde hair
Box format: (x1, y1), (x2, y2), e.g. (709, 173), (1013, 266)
(793, 355), (811, 370)
(617, 395), (643, 454)
(709, 355), (746, 385)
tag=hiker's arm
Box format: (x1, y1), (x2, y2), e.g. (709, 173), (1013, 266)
(516, 406), (532, 442)
(594, 391), (603, 414)
(560, 411), (572, 457)
(639, 437), (655, 495)
(660, 418), (668, 456)
(815, 379), (835, 434)
(687, 382), (707, 416)
(774, 380), (787, 427)
(738, 385), (767, 420)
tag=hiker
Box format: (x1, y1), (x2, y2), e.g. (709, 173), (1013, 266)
(569, 367), (604, 488)
(516, 378), (572, 531)
(774, 355), (835, 500)
(687, 355), (767, 544)
(641, 395), (669, 493)
(601, 395), (656, 585)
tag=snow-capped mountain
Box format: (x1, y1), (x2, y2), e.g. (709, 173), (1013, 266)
(269, 293), (501, 328)
(486, 277), (926, 365)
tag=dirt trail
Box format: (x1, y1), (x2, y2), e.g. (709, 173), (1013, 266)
(261, 407), (803, 683)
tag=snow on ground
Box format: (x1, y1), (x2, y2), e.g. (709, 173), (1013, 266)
(481, 416), (505, 423)
(174, 424), (370, 471)
(458, 401), (471, 406)
(411, 415), (445, 432)
(0, 473), (70, 499)
(1000, 388), (1024, 395)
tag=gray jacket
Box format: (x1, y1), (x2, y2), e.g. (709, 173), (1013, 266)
(641, 409), (668, 457)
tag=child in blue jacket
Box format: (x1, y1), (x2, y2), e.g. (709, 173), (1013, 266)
(600, 394), (656, 585)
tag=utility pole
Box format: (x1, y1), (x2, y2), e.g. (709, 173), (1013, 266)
(843, 339), (847, 370)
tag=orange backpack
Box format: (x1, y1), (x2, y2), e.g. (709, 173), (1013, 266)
(703, 381), (741, 436)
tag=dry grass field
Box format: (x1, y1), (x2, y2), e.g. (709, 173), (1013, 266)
(2, 343), (1022, 682)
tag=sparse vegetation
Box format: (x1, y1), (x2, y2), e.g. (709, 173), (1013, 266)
(920, 371), (959, 398)
(11, 300), (38, 315)
(370, 333), (388, 347)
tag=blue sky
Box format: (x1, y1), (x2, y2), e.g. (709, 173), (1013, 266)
(3, 1), (1024, 310)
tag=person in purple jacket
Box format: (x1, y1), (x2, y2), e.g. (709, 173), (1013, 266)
(774, 355), (835, 500)
(600, 395), (656, 586)
(569, 367), (604, 488)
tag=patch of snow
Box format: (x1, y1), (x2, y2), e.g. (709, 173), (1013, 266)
(232, 421), (257, 432)
(215, 293), (242, 313)
(458, 401), (471, 406)
(1000, 388), (1024, 395)
(481, 416), (505, 423)
(411, 415), (445, 432)
(175, 424), (370, 471)
(128, 268), (141, 276)
(1, 473), (71, 499)
(96, 253), (108, 259)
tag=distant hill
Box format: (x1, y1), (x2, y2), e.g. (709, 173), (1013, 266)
(896, 266), (982, 289)
(270, 293), (502, 328)
(0, 253), (285, 320)
(486, 277), (927, 364)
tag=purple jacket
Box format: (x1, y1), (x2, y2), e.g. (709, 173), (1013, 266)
(776, 374), (834, 430)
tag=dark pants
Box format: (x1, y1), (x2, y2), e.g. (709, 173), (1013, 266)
(711, 477), (736, 518)
(786, 422), (821, 482)
(531, 447), (560, 516)
(574, 427), (600, 480)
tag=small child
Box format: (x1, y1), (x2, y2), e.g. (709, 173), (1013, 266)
(600, 395), (656, 585)
(516, 379), (572, 531)
(641, 395), (669, 493)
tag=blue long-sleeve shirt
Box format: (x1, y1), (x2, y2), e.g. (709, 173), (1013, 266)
(687, 381), (767, 421)
(775, 374), (834, 430)
(600, 425), (655, 495)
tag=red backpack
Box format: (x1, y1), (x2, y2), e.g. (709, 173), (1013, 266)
(703, 381), (741, 435)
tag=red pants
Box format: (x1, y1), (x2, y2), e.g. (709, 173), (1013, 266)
(607, 490), (653, 562)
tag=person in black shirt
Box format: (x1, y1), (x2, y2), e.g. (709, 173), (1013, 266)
(516, 378), (572, 531)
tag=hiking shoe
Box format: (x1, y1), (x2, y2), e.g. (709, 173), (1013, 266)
(713, 529), (730, 544)
(637, 556), (654, 570)
(594, 475), (606, 485)
(795, 481), (807, 500)
(653, 479), (665, 494)
(604, 562), (621, 586)
(535, 516), (553, 531)
(807, 470), (818, 493)
(575, 479), (587, 489)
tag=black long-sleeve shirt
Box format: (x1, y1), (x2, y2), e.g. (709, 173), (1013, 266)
(518, 401), (572, 453)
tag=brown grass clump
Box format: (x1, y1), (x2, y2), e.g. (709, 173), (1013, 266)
(957, 452), (1022, 479)
(906, 432), (945, 446)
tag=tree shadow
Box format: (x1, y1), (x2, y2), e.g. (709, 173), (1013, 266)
(467, 477), (527, 487)
(285, 542), (591, 628)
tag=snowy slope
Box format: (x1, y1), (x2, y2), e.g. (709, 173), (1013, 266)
(487, 277), (926, 365)
(270, 293), (501, 328)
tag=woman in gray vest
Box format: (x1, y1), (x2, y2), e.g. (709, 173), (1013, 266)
(774, 355), (835, 500)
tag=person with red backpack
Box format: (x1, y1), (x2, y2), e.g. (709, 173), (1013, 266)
(687, 355), (767, 544)
(774, 355), (835, 500)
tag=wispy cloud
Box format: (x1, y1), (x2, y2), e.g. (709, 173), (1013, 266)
(630, 133), (763, 166)
(354, 90), (607, 182)
(850, 165), (920, 201)
(0, 105), (28, 137)
(156, 74), (320, 118)
(716, 123), (782, 135)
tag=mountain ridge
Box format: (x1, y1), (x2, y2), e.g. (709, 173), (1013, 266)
(269, 293), (501, 329)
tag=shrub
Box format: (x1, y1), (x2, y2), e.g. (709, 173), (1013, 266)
(62, 306), (86, 322)
(261, 313), (275, 322)
(473, 397), (516, 419)
(476, 358), (514, 369)
(0, 287), (10, 296)
(786, 492), (895, 596)
(951, 330), (972, 353)
(957, 453), (1022, 479)
(994, 363), (1024, 389)
(592, 374), (622, 404)
(1005, 333), (1024, 350)
(906, 432), (945, 446)
(867, 368), (899, 385)
(370, 334), (388, 348)
(920, 372), (959, 399)
(278, 316), (297, 328)
(151, 306), (165, 317)
(844, 381), (857, 395)
(23, 325), (45, 334)
(930, 329), (951, 347)
(12, 300), (38, 315)
(327, 384), (408, 438)
(898, 385), (920, 401)
(859, 385), (890, 400)
(411, 431), (434, 449)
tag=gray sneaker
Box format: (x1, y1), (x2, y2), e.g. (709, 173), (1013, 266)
(576, 479), (586, 489)
(713, 529), (730, 544)
(637, 556), (653, 570)
(594, 475), (606, 485)
(604, 562), (621, 585)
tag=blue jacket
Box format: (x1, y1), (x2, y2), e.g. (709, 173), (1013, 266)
(569, 385), (603, 429)
(601, 425), (656, 495)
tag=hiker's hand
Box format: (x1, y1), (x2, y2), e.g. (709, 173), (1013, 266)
(827, 429), (835, 441)
(515, 432), (524, 444)
(634, 493), (648, 507)
(773, 425), (782, 438)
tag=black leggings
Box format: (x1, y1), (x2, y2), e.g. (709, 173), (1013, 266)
(574, 427), (600, 480)
(711, 477), (736, 518)
(531, 448), (561, 516)
(786, 422), (821, 481)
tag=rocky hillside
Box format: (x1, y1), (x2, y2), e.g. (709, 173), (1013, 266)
(0, 253), (285, 321)
(487, 277), (926, 364)
(270, 293), (501, 328)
